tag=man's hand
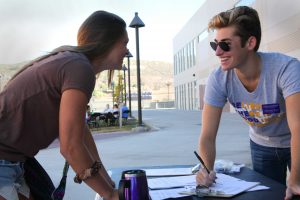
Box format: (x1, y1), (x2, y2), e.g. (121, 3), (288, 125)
(196, 168), (216, 187)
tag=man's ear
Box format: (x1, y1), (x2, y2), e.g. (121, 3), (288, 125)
(247, 36), (257, 50)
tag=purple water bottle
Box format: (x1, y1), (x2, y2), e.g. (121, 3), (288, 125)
(119, 169), (151, 200)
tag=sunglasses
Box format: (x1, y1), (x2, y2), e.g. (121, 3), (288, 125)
(210, 41), (231, 52)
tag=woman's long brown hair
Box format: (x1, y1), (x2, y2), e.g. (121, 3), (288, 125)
(7, 11), (126, 87)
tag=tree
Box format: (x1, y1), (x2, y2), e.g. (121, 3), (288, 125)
(113, 72), (124, 104)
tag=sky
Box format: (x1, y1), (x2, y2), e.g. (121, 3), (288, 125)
(0, 0), (206, 64)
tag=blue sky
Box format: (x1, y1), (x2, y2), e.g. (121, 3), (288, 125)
(0, 0), (205, 64)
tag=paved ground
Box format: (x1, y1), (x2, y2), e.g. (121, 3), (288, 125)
(36, 109), (250, 199)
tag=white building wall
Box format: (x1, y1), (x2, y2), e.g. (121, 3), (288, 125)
(173, 0), (300, 111)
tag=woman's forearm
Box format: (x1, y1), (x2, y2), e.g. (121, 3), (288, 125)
(84, 125), (115, 186)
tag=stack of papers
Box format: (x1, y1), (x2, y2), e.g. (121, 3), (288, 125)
(146, 168), (269, 200)
(192, 173), (260, 197)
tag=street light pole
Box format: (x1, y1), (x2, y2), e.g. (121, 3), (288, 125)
(125, 51), (133, 117)
(111, 81), (115, 105)
(122, 64), (127, 105)
(130, 12), (145, 126)
(0, 74), (2, 92)
(166, 81), (171, 101)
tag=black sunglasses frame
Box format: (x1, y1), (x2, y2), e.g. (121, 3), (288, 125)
(210, 41), (231, 52)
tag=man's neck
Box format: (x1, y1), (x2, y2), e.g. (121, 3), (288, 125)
(235, 52), (261, 92)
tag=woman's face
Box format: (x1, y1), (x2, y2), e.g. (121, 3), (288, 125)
(106, 31), (129, 70)
(92, 31), (129, 73)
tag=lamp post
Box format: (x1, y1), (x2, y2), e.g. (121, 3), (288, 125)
(125, 51), (133, 117)
(0, 74), (2, 92)
(166, 81), (171, 102)
(129, 12), (145, 126)
(122, 64), (127, 105)
(111, 81), (115, 105)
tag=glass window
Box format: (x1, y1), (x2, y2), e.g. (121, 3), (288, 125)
(198, 30), (208, 43)
(193, 38), (197, 66)
(235, 0), (255, 7)
(174, 54), (177, 75)
(189, 42), (192, 68)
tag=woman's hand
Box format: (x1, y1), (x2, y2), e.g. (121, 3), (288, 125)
(196, 168), (216, 187)
(285, 183), (300, 200)
(109, 179), (116, 188)
(104, 189), (119, 200)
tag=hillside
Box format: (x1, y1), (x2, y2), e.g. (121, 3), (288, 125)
(0, 62), (26, 75)
(0, 62), (27, 89)
(0, 60), (174, 101)
(128, 60), (173, 91)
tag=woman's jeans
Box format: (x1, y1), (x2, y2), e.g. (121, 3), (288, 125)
(0, 160), (30, 200)
(250, 140), (291, 185)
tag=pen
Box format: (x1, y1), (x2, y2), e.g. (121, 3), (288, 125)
(194, 151), (216, 184)
(193, 151), (210, 174)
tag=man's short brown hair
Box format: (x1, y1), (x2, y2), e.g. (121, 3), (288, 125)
(208, 6), (261, 51)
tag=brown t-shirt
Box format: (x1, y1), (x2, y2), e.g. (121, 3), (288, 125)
(0, 51), (95, 161)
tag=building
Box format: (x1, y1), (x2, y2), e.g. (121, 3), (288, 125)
(173, 0), (300, 111)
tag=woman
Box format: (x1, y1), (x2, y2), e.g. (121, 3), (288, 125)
(0, 10), (128, 200)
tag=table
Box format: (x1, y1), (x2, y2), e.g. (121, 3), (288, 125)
(110, 165), (300, 200)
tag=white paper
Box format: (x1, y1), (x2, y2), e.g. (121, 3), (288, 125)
(149, 188), (190, 200)
(107, 170), (112, 177)
(198, 173), (259, 196)
(94, 193), (103, 200)
(147, 175), (196, 189)
(148, 173), (262, 198)
(247, 185), (270, 191)
(143, 168), (193, 177)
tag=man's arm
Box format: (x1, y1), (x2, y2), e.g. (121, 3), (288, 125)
(198, 103), (223, 170)
(196, 103), (222, 186)
(285, 92), (300, 199)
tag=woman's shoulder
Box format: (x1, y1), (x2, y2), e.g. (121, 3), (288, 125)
(53, 51), (90, 65)
(50, 52), (94, 76)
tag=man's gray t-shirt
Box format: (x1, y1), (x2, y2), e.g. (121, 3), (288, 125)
(204, 52), (300, 148)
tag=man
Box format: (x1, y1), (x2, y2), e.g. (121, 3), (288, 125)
(196, 6), (300, 200)
(121, 104), (130, 119)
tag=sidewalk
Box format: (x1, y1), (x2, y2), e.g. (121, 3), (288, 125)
(36, 109), (250, 199)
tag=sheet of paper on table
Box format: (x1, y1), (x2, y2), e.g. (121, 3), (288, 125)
(149, 188), (190, 200)
(199, 173), (260, 197)
(149, 184), (269, 200)
(143, 167), (193, 177)
(148, 172), (267, 199)
(147, 174), (196, 190)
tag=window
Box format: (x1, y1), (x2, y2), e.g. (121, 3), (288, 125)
(235, 0), (255, 7)
(198, 30), (208, 43)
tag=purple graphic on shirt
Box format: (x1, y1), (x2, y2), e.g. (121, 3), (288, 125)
(232, 102), (282, 127)
(262, 103), (280, 114)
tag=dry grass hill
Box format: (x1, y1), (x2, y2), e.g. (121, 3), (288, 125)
(0, 60), (174, 102)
